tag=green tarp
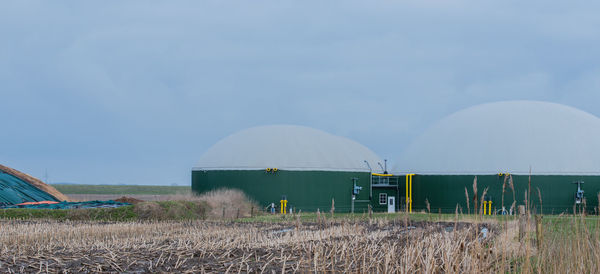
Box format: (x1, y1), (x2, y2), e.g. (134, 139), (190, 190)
(0, 172), (58, 206)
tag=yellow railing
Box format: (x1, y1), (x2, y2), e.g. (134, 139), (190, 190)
(372, 173), (394, 177)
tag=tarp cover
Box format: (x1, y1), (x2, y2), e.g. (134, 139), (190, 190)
(0, 164), (70, 202)
(0, 172), (59, 206)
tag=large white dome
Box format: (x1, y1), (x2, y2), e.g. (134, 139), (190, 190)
(194, 125), (382, 172)
(395, 101), (600, 175)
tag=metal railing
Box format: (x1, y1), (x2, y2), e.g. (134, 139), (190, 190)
(372, 175), (401, 186)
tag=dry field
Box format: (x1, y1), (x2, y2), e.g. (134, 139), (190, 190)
(68, 194), (182, 202)
(0, 218), (511, 273)
(3, 188), (599, 273)
(2, 214), (600, 273)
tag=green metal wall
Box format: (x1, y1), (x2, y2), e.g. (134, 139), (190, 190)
(192, 170), (372, 213)
(192, 170), (600, 214)
(410, 174), (600, 214)
(371, 187), (398, 212)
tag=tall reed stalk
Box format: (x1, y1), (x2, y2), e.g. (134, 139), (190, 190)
(465, 187), (470, 215)
(473, 176), (478, 215)
(502, 174), (507, 212)
(509, 175), (515, 214)
(536, 187), (543, 215)
(479, 187), (488, 220)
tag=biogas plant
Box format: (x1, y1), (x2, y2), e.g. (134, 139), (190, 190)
(192, 101), (600, 214)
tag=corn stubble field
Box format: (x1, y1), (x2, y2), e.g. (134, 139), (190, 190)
(0, 218), (495, 273)
(1, 216), (595, 273)
(0, 188), (599, 273)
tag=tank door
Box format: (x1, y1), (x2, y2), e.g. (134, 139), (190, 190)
(387, 196), (396, 213)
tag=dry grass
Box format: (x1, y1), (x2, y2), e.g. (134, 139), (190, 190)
(1, 211), (598, 272)
(533, 215), (600, 273)
(185, 188), (259, 219)
(126, 188), (260, 219)
(70, 188), (260, 220)
(0, 218), (508, 273)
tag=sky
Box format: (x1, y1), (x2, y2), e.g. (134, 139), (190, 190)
(2, 1), (600, 185)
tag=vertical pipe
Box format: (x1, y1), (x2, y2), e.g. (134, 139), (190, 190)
(396, 177), (399, 213)
(405, 174), (409, 212)
(369, 173), (373, 200)
(409, 174), (413, 213)
(489, 201), (492, 215)
(483, 201), (487, 216)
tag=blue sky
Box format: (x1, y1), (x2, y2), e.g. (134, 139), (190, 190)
(2, 1), (600, 185)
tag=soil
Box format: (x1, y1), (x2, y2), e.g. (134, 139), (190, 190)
(114, 196), (145, 204)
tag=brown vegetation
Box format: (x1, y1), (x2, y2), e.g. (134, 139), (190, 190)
(199, 189), (259, 218)
(70, 188), (258, 219)
(114, 196), (144, 204)
(0, 219), (504, 273)
(0, 209), (597, 272)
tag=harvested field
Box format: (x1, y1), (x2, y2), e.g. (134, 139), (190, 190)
(52, 184), (191, 196)
(0, 218), (507, 273)
(68, 194), (176, 202)
(2, 214), (600, 272)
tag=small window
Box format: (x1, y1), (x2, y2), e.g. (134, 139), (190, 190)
(379, 193), (388, 205)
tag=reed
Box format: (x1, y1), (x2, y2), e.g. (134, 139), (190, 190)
(502, 174), (507, 213)
(473, 176), (478, 215)
(0, 211), (597, 272)
(508, 175), (516, 214)
(465, 187), (470, 215)
(0, 218), (508, 272)
(537, 187), (543, 215)
(479, 187), (488, 220)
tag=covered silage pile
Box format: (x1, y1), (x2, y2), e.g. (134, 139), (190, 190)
(0, 164), (70, 206)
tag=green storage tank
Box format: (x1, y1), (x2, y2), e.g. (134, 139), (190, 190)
(192, 125), (383, 213)
(394, 101), (600, 214)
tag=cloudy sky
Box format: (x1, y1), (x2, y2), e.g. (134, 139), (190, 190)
(2, 1), (600, 185)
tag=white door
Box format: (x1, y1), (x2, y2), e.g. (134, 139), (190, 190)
(387, 196), (396, 213)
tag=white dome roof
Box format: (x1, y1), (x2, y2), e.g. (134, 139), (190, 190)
(395, 101), (600, 175)
(194, 125), (382, 172)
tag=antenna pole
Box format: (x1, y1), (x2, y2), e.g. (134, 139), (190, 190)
(384, 159), (388, 174)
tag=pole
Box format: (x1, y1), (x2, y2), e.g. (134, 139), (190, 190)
(406, 174), (409, 212)
(409, 174), (413, 213)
